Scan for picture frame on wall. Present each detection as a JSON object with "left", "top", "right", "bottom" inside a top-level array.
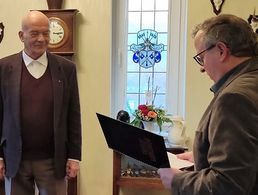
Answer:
[
  {"left": 247, "top": 12, "right": 258, "bottom": 34},
  {"left": 0, "top": 22, "right": 4, "bottom": 44},
  {"left": 210, "top": 0, "right": 225, "bottom": 15}
]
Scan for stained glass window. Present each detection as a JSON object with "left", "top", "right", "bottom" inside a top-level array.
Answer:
[
  {"left": 126, "top": 0, "right": 169, "bottom": 114},
  {"left": 112, "top": 0, "right": 187, "bottom": 117}
]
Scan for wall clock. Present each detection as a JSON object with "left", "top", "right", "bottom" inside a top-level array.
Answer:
[
  {"left": 49, "top": 17, "right": 69, "bottom": 48},
  {"left": 40, "top": 9, "right": 78, "bottom": 58}
]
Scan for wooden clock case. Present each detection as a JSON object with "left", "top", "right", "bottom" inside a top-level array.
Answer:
[{"left": 40, "top": 9, "right": 78, "bottom": 58}]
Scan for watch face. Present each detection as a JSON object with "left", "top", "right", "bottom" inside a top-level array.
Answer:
[{"left": 49, "top": 17, "right": 68, "bottom": 48}]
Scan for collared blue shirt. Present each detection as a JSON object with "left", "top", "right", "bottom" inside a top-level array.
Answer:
[{"left": 210, "top": 59, "right": 252, "bottom": 93}]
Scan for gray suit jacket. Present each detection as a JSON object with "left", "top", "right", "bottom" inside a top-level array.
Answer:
[
  {"left": 172, "top": 58, "right": 258, "bottom": 195},
  {"left": 0, "top": 52, "right": 81, "bottom": 178}
]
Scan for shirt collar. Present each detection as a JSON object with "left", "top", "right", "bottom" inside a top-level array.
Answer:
[
  {"left": 210, "top": 69, "right": 233, "bottom": 93},
  {"left": 22, "top": 51, "right": 48, "bottom": 67},
  {"left": 210, "top": 59, "right": 251, "bottom": 93}
]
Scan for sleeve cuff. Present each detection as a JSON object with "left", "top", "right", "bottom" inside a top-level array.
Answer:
[{"left": 68, "top": 158, "right": 80, "bottom": 163}]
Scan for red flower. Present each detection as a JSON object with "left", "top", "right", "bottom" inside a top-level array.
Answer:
[
  {"left": 141, "top": 109, "right": 149, "bottom": 116},
  {"left": 138, "top": 104, "right": 148, "bottom": 111},
  {"left": 138, "top": 105, "right": 149, "bottom": 116}
]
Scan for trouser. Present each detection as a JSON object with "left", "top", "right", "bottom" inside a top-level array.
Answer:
[{"left": 4, "top": 159, "right": 67, "bottom": 195}]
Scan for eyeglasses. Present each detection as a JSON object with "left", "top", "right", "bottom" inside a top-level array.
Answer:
[{"left": 193, "top": 45, "right": 215, "bottom": 66}]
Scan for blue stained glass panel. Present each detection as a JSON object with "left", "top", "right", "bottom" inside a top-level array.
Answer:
[
  {"left": 155, "top": 12, "right": 168, "bottom": 32},
  {"left": 128, "top": 0, "right": 141, "bottom": 11},
  {"left": 130, "top": 29, "right": 165, "bottom": 69},
  {"left": 128, "top": 12, "right": 141, "bottom": 33},
  {"left": 142, "top": 12, "right": 154, "bottom": 29},
  {"left": 142, "top": 0, "right": 154, "bottom": 11},
  {"left": 127, "top": 73, "right": 139, "bottom": 93}
]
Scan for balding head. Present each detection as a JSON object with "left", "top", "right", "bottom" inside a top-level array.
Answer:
[{"left": 21, "top": 11, "right": 49, "bottom": 31}]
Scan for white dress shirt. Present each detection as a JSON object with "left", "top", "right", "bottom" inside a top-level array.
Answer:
[{"left": 22, "top": 51, "right": 48, "bottom": 79}]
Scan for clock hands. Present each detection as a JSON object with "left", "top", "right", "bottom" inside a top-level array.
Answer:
[{"left": 53, "top": 32, "right": 64, "bottom": 35}]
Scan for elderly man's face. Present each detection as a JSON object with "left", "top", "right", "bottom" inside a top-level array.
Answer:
[{"left": 19, "top": 13, "right": 50, "bottom": 60}]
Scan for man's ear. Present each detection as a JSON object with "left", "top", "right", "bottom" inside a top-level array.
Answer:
[
  {"left": 215, "top": 41, "right": 230, "bottom": 64},
  {"left": 18, "top": 31, "right": 24, "bottom": 42},
  {"left": 216, "top": 42, "right": 229, "bottom": 56}
]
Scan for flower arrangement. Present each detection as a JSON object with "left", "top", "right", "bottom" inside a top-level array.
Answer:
[
  {"left": 131, "top": 104, "right": 172, "bottom": 131},
  {"left": 130, "top": 77, "right": 172, "bottom": 131}
]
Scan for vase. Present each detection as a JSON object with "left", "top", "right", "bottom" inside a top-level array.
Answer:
[
  {"left": 168, "top": 116, "right": 186, "bottom": 146},
  {"left": 142, "top": 121, "right": 159, "bottom": 133},
  {"left": 47, "top": 0, "right": 63, "bottom": 9}
]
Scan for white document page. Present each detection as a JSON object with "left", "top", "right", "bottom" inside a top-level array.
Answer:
[{"left": 167, "top": 152, "right": 194, "bottom": 169}]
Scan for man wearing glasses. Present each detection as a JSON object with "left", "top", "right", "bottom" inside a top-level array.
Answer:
[{"left": 158, "top": 14, "right": 258, "bottom": 195}]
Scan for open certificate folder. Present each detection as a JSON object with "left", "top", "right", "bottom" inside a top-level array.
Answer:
[
  {"left": 167, "top": 152, "right": 194, "bottom": 169},
  {"left": 96, "top": 113, "right": 194, "bottom": 169}
]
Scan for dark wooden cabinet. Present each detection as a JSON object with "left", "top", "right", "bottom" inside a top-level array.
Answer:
[
  {"left": 113, "top": 152, "right": 164, "bottom": 195},
  {"left": 113, "top": 147, "right": 187, "bottom": 195}
]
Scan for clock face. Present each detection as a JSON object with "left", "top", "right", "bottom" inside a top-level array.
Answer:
[{"left": 48, "top": 17, "right": 68, "bottom": 48}]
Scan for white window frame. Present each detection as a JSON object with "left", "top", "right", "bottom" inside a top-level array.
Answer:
[{"left": 111, "top": 0, "right": 188, "bottom": 118}]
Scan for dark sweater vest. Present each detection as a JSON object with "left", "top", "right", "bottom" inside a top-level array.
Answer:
[{"left": 21, "top": 62, "right": 54, "bottom": 160}]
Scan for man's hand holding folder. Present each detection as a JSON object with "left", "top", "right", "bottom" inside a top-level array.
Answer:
[{"left": 158, "top": 151, "right": 194, "bottom": 189}]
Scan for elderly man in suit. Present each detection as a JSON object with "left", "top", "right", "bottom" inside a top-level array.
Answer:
[{"left": 0, "top": 10, "right": 81, "bottom": 195}]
